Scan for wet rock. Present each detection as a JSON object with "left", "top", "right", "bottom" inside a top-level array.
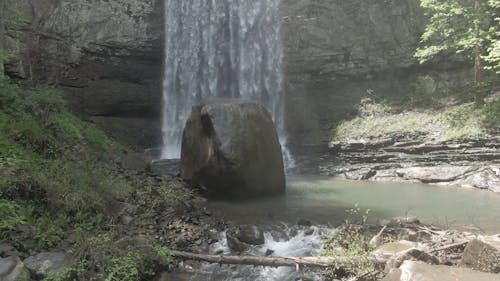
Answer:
[
  {"left": 304, "top": 228, "right": 315, "bottom": 236},
  {"left": 385, "top": 248, "right": 439, "bottom": 273},
  {"left": 265, "top": 249, "right": 274, "bottom": 256},
  {"left": 0, "top": 244, "right": 20, "bottom": 258},
  {"left": 180, "top": 102, "right": 285, "bottom": 199},
  {"left": 0, "top": 256, "right": 30, "bottom": 281},
  {"left": 297, "top": 219, "right": 312, "bottom": 227},
  {"left": 24, "top": 252, "right": 72, "bottom": 279},
  {"left": 460, "top": 238, "right": 500, "bottom": 273},
  {"left": 174, "top": 234, "right": 191, "bottom": 249},
  {"left": 226, "top": 233, "right": 248, "bottom": 252},
  {"left": 457, "top": 167, "right": 500, "bottom": 193},
  {"left": 236, "top": 225, "right": 265, "bottom": 245},
  {"left": 396, "top": 166, "right": 474, "bottom": 183},
  {"left": 344, "top": 168, "right": 376, "bottom": 180},
  {"left": 382, "top": 260, "right": 500, "bottom": 281},
  {"left": 226, "top": 225, "right": 265, "bottom": 252},
  {"left": 373, "top": 240, "right": 423, "bottom": 263}
]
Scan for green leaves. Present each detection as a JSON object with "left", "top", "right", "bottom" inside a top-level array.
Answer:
[{"left": 415, "top": 0, "right": 498, "bottom": 64}]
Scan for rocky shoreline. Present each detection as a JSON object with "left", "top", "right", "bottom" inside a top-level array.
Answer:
[{"left": 294, "top": 136, "right": 500, "bottom": 193}]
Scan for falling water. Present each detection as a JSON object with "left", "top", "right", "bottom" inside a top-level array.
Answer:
[{"left": 161, "top": 0, "right": 291, "bottom": 163}]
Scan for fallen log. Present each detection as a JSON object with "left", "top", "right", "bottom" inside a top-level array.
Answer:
[{"left": 171, "top": 250, "right": 346, "bottom": 268}]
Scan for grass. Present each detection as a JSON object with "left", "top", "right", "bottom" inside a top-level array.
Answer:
[
  {"left": 0, "top": 78, "right": 178, "bottom": 279},
  {"left": 333, "top": 98, "right": 500, "bottom": 142}
]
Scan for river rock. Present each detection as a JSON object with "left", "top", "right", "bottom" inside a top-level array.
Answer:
[
  {"left": 0, "top": 256, "right": 31, "bottom": 281},
  {"left": 233, "top": 225, "right": 265, "bottom": 245},
  {"left": 373, "top": 240, "right": 424, "bottom": 263},
  {"left": 24, "top": 252, "right": 72, "bottom": 279},
  {"left": 180, "top": 101, "right": 286, "bottom": 199},
  {"left": 382, "top": 260, "right": 500, "bottom": 281},
  {"left": 460, "top": 238, "right": 500, "bottom": 273},
  {"left": 385, "top": 248, "right": 439, "bottom": 273},
  {"left": 395, "top": 166, "right": 474, "bottom": 183}
]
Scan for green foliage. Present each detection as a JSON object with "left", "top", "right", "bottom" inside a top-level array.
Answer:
[
  {"left": 23, "top": 88, "right": 65, "bottom": 118},
  {"left": 31, "top": 159, "right": 132, "bottom": 215},
  {"left": 484, "top": 0, "right": 500, "bottom": 73},
  {"left": 322, "top": 206, "right": 379, "bottom": 280},
  {"left": 482, "top": 99, "right": 500, "bottom": 128},
  {"left": 407, "top": 75, "right": 438, "bottom": 107},
  {"left": 0, "top": 199, "right": 28, "bottom": 235},
  {"left": 42, "top": 267, "right": 77, "bottom": 281},
  {"left": 71, "top": 233, "right": 172, "bottom": 281},
  {"left": 33, "top": 216, "right": 66, "bottom": 249},
  {"left": 416, "top": 0, "right": 497, "bottom": 63},
  {"left": 334, "top": 100, "right": 428, "bottom": 141},
  {"left": 333, "top": 99, "right": 500, "bottom": 142},
  {"left": 0, "top": 79, "right": 22, "bottom": 113},
  {"left": 0, "top": 50, "right": 15, "bottom": 63}
]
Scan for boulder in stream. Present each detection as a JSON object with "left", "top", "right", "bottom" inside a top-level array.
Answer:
[{"left": 180, "top": 101, "right": 285, "bottom": 199}]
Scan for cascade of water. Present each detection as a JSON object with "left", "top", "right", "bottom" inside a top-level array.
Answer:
[{"left": 161, "top": 0, "right": 291, "bottom": 164}]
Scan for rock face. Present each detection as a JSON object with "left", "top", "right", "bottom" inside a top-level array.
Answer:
[
  {"left": 301, "top": 137, "right": 500, "bottom": 192},
  {"left": 180, "top": 102, "right": 286, "bottom": 199},
  {"left": 281, "top": 0, "right": 472, "bottom": 146},
  {"left": 4, "top": 0, "right": 471, "bottom": 149},
  {"left": 5, "top": 0, "right": 164, "bottom": 148}
]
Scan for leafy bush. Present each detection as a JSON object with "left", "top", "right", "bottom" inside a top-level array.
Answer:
[
  {"left": 71, "top": 233, "right": 172, "bottom": 281},
  {"left": 0, "top": 199, "right": 29, "bottom": 236},
  {"left": 0, "top": 79, "right": 22, "bottom": 114},
  {"left": 321, "top": 206, "right": 380, "bottom": 280},
  {"left": 406, "top": 75, "right": 438, "bottom": 107},
  {"left": 34, "top": 216, "right": 66, "bottom": 249},
  {"left": 481, "top": 100, "right": 500, "bottom": 130}
]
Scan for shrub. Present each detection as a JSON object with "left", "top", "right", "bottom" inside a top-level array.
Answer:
[
  {"left": 34, "top": 216, "right": 66, "bottom": 249},
  {"left": 0, "top": 199, "right": 29, "bottom": 236},
  {"left": 71, "top": 233, "right": 172, "bottom": 281},
  {"left": 321, "top": 206, "right": 380, "bottom": 280},
  {"left": 0, "top": 79, "right": 22, "bottom": 114}
]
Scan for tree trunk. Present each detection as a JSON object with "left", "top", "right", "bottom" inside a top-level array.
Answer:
[
  {"left": 171, "top": 250, "right": 356, "bottom": 268},
  {"left": 0, "top": 0, "right": 5, "bottom": 79}
]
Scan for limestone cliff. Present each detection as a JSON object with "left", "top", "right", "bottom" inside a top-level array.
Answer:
[
  {"left": 281, "top": 0, "right": 472, "bottom": 147},
  {"left": 4, "top": 0, "right": 472, "bottom": 149},
  {"left": 5, "top": 0, "right": 164, "bottom": 148}
]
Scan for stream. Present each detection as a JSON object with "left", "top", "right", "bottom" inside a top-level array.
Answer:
[{"left": 165, "top": 177, "right": 500, "bottom": 281}]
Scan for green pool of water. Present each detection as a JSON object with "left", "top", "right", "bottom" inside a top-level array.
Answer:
[{"left": 207, "top": 177, "right": 500, "bottom": 233}]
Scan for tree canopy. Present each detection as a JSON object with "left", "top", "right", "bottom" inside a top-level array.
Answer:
[{"left": 415, "top": 0, "right": 500, "bottom": 100}]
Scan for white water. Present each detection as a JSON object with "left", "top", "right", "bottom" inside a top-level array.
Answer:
[
  {"left": 161, "top": 0, "right": 290, "bottom": 162},
  {"left": 193, "top": 226, "right": 334, "bottom": 281}
]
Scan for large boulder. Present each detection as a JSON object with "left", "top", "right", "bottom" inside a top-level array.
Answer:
[
  {"left": 180, "top": 101, "right": 286, "bottom": 199},
  {"left": 460, "top": 238, "right": 500, "bottom": 273},
  {"left": 382, "top": 261, "right": 500, "bottom": 281}
]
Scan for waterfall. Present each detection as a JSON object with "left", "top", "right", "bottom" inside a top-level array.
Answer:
[{"left": 161, "top": 0, "right": 289, "bottom": 161}]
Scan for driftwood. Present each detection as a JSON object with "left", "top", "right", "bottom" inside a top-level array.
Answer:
[
  {"left": 171, "top": 250, "right": 346, "bottom": 268},
  {"left": 428, "top": 240, "right": 469, "bottom": 253}
]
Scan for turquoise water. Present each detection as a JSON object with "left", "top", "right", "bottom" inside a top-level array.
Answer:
[{"left": 208, "top": 177, "right": 500, "bottom": 233}]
